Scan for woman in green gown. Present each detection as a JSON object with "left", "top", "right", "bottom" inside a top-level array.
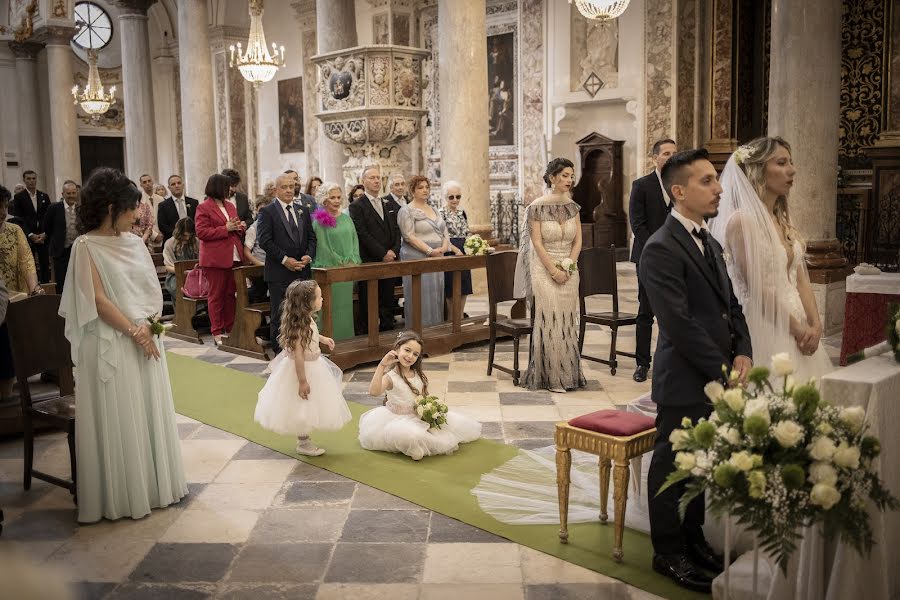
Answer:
[{"left": 312, "top": 182, "right": 361, "bottom": 340}]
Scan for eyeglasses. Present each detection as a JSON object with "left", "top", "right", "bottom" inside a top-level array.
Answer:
[{"left": 447, "top": 195, "right": 462, "bottom": 200}]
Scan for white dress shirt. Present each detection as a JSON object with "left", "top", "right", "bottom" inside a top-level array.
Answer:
[
  {"left": 655, "top": 169, "right": 671, "bottom": 207},
  {"left": 172, "top": 196, "right": 188, "bottom": 219},
  {"left": 367, "top": 193, "right": 384, "bottom": 219},
  {"left": 670, "top": 206, "right": 708, "bottom": 255}
]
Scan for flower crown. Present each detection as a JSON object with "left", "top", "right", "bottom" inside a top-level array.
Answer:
[{"left": 733, "top": 145, "right": 753, "bottom": 165}]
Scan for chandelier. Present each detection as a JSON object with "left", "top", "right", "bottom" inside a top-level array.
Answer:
[
  {"left": 569, "top": 0, "right": 631, "bottom": 21},
  {"left": 71, "top": 49, "right": 115, "bottom": 121},
  {"left": 229, "top": 0, "right": 285, "bottom": 86}
]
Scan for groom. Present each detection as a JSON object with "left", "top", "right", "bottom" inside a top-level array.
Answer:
[{"left": 640, "top": 148, "right": 752, "bottom": 592}]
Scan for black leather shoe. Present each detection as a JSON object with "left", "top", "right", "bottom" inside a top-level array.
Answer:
[
  {"left": 632, "top": 365, "right": 649, "bottom": 382},
  {"left": 652, "top": 554, "right": 713, "bottom": 593},
  {"left": 687, "top": 538, "right": 725, "bottom": 574}
]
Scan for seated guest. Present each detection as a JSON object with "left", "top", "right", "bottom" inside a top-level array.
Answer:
[
  {"left": 398, "top": 175, "right": 450, "bottom": 328},
  {"left": 130, "top": 179, "right": 156, "bottom": 249},
  {"left": 42, "top": 180, "right": 80, "bottom": 295},
  {"left": 243, "top": 195, "right": 273, "bottom": 304},
  {"left": 438, "top": 180, "right": 473, "bottom": 319},
  {"left": 222, "top": 168, "right": 254, "bottom": 228},
  {"left": 157, "top": 174, "right": 199, "bottom": 243},
  {"left": 161, "top": 217, "right": 199, "bottom": 298},
  {"left": 312, "top": 182, "right": 360, "bottom": 340},
  {"left": 305, "top": 176, "right": 323, "bottom": 198}
]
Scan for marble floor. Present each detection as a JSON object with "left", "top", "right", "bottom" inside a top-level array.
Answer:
[{"left": 0, "top": 263, "right": 842, "bottom": 599}]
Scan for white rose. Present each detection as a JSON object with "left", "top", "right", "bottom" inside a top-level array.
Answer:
[
  {"left": 808, "top": 461, "right": 838, "bottom": 486},
  {"left": 416, "top": 405, "right": 425, "bottom": 417},
  {"left": 744, "top": 398, "right": 772, "bottom": 425},
  {"left": 560, "top": 258, "right": 573, "bottom": 270},
  {"left": 772, "top": 420, "right": 805, "bottom": 448},
  {"left": 839, "top": 406, "right": 866, "bottom": 434},
  {"left": 817, "top": 422, "right": 833, "bottom": 435},
  {"left": 808, "top": 436, "right": 837, "bottom": 462},
  {"left": 669, "top": 429, "right": 690, "bottom": 451},
  {"left": 809, "top": 483, "right": 841, "bottom": 510},
  {"left": 717, "top": 425, "right": 741, "bottom": 445},
  {"left": 723, "top": 388, "right": 746, "bottom": 412},
  {"left": 692, "top": 450, "right": 712, "bottom": 476},
  {"left": 772, "top": 352, "right": 795, "bottom": 376},
  {"left": 833, "top": 442, "right": 861, "bottom": 469},
  {"left": 728, "top": 451, "right": 754, "bottom": 472},
  {"left": 704, "top": 381, "right": 726, "bottom": 403},
  {"left": 426, "top": 402, "right": 434, "bottom": 411},
  {"left": 675, "top": 451, "right": 696, "bottom": 471},
  {"left": 784, "top": 375, "right": 796, "bottom": 394}
]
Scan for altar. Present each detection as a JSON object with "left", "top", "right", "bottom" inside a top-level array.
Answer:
[{"left": 839, "top": 273, "right": 900, "bottom": 365}]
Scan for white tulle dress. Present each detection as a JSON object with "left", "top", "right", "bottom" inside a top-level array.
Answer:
[
  {"left": 358, "top": 370, "right": 482, "bottom": 460},
  {"left": 254, "top": 320, "right": 352, "bottom": 436}
]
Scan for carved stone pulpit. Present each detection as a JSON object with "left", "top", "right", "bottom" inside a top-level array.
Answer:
[{"left": 571, "top": 132, "right": 627, "bottom": 255}]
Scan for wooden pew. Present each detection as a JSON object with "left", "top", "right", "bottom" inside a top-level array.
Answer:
[
  {"left": 218, "top": 265, "right": 271, "bottom": 360},
  {"left": 166, "top": 260, "right": 206, "bottom": 344}
]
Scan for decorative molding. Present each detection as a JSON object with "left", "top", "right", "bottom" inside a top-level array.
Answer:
[
  {"left": 291, "top": 0, "right": 317, "bottom": 31},
  {"left": 115, "top": 0, "right": 156, "bottom": 16},
  {"left": 207, "top": 25, "right": 250, "bottom": 53},
  {"left": 7, "top": 40, "right": 43, "bottom": 59},
  {"left": 52, "top": 0, "right": 69, "bottom": 18},
  {"left": 37, "top": 24, "right": 77, "bottom": 45}
]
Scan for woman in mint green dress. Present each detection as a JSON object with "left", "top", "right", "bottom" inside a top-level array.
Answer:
[
  {"left": 59, "top": 168, "right": 188, "bottom": 523},
  {"left": 312, "top": 182, "right": 361, "bottom": 340}
]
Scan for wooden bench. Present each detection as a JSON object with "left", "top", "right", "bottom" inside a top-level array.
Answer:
[
  {"left": 219, "top": 265, "right": 271, "bottom": 360},
  {"left": 165, "top": 260, "right": 207, "bottom": 344}
]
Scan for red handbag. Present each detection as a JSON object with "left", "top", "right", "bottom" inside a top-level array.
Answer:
[{"left": 182, "top": 268, "right": 210, "bottom": 299}]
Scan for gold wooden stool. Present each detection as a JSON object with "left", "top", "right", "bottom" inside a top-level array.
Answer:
[{"left": 555, "top": 409, "right": 657, "bottom": 562}]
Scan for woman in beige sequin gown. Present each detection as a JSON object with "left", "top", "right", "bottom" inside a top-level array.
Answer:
[{"left": 522, "top": 159, "right": 586, "bottom": 392}]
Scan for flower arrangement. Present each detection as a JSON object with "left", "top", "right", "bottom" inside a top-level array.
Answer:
[
  {"left": 660, "top": 353, "right": 898, "bottom": 574},
  {"left": 415, "top": 394, "right": 449, "bottom": 430},
  {"left": 312, "top": 207, "right": 337, "bottom": 228},
  {"left": 147, "top": 314, "right": 165, "bottom": 338},
  {"left": 733, "top": 145, "right": 753, "bottom": 165},
  {"left": 463, "top": 234, "right": 490, "bottom": 256},
  {"left": 555, "top": 258, "right": 577, "bottom": 274},
  {"left": 847, "top": 303, "right": 900, "bottom": 364}
]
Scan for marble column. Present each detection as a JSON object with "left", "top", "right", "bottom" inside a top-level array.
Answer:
[
  {"left": 705, "top": 0, "right": 738, "bottom": 163},
  {"left": 117, "top": 0, "right": 158, "bottom": 180},
  {"left": 8, "top": 42, "right": 45, "bottom": 178},
  {"left": 152, "top": 47, "right": 179, "bottom": 183},
  {"left": 293, "top": 0, "right": 320, "bottom": 178},
  {"left": 438, "top": 0, "right": 491, "bottom": 235},
  {"left": 316, "top": 0, "right": 357, "bottom": 183},
  {"left": 45, "top": 28, "right": 81, "bottom": 198},
  {"left": 177, "top": 0, "right": 217, "bottom": 196},
  {"left": 768, "top": 0, "right": 848, "bottom": 333}
]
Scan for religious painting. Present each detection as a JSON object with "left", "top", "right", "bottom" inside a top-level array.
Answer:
[
  {"left": 487, "top": 32, "right": 515, "bottom": 147},
  {"left": 373, "top": 13, "right": 389, "bottom": 44},
  {"left": 392, "top": 12, "right": 411, "bottom": 46},
  {"left": 278, "top": 76, "right": 304, "bottom": 154}
]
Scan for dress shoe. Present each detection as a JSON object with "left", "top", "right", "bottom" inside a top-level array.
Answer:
[
  {"left": 652, "top": 554, "right": 713, "bottom": 593},
  {"left": 687, "top": 538, "right": 725, "bottom": 573},
  {"left": 632, "top": 365, "right": 649, "bottom": 382}
]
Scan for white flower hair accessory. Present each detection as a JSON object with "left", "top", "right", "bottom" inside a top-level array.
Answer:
[{"left": 733, "top": 145, "right": 753, "bottom": 165}]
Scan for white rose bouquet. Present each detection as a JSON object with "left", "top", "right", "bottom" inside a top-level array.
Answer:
[
  {"left": 660, "top": 354, "right": 898, "bottom": 574},
  {"left": 415, "top": 394, "right": 449, "bottom": 430},
  {"left": 463, "top": 234, "right": 490, "bottom": 256},
  {"left": 847, "top": 303, "right": 899, "bottom": 364},
  {"left": 555, "top": 257, "right": 578, "bottom": 274}
]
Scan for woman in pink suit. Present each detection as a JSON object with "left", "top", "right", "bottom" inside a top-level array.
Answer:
[{"left": 195, "top": 174, "right": 245, "bottom": 344}]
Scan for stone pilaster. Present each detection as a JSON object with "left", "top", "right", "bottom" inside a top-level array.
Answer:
[
  {"left": 8, "top": 41, "right": 45, "bottom": 178},
  {"left": 117, "top": 0, "right": 158, "bottom": 179},
  {"left": 292, "top": 0, "right": 320, "bottom": 178}
]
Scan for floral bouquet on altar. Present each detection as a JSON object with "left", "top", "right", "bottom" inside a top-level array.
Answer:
[
  {"left": 415, "top": 395, "right": 449, "bottom": 430},
  {"left": 463, "top": 234, "right": 490, "bottom": 256},
  {"left": 659, "top": 353, "right": 899, "bottom": 574},
  {"left": 847, "top": 303, "right": 900, "bottom": 364}
]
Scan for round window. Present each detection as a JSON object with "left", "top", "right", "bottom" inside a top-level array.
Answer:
[{"left": 73, "top": 2, "right": 113, "bottom": 50}]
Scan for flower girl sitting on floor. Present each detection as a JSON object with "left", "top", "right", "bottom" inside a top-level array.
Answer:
[
  {"left": 358, "top": 331, "right": 482, "bottom": 460},
  {"left": 255, "top": 280, "right": 352, "bottom": 456}
]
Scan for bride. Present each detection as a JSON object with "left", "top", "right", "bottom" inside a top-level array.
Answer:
[{"left": 708, "top": 136, "right": 833, "bottom": 383}]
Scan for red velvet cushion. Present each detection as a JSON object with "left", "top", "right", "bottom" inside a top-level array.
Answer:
[{"left": 568, "top": 409, "right": 655, "bottom": 436}]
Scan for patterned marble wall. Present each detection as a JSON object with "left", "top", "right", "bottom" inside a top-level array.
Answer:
[
  {"left": 675, "top": 0, "right": 697, "bottom": 148},
  {"left": 644, "top": 0, "right": 676, "bottom": 170},
  {"left": 520, "top": 0, "right": 545, "bottom": 204}
]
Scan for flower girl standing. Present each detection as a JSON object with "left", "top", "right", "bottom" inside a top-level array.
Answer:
[
  {"left": 255, "top": 280, "right": 352, "bottom": 456},
  {"left": 358, "top": 331, "right": 481, "bottom": 460}
]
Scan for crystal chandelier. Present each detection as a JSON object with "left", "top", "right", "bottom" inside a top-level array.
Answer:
[
  {"left": 229, "top": 0, "right": 285, "bottom": 86},
  {"left": 71, "top": 49, "right": 115, "bottom": 122},
  {"left": 569, "top": 0, "right": 631, "bottom": 21}
]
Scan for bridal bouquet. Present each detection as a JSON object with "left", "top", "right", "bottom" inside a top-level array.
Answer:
[
  {"left": 555, "top": 258, "right": 577, "bottom": 274},
  {"left": 847, "top": 303, "right": 900, "bottom": 364},
  {"left": 660, "top": 353, "right": 898, "bottom": 574},
  {"left": 415, "top": 395, "right": 449, "bottom": 430},
  {"left": 463, "top": 234, "right": 490, "bottom": 256}
]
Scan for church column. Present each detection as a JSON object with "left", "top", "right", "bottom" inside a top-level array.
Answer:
[
  {"left": 209, "top": 26, "right": 253, "bottom": 191},
  {"left": 176, "top": 0, "right": 217, "bottom": 196},
  {"left": 45, "top": 27, "right": 81, "bottom": 197},
  {"left": 293, "top": 0, "right": 320, "bottom": 178},
  {"left": 117, "top": 0, "right": 158, "bottom": 180},
  {"left": 152, "top": 45, "right": 179, "bottom": 183},
  {"left": 8, "top": 41, "right": 45, "bottom": 178},
  {"left": 768, "top": 0, "right": 848, "bottom": 334},
  {"left": 315, "top": 0, "right": 357, "bottom": 183},
  {"left": 438, "top": 0, "right": 491, "bottom": 235}
]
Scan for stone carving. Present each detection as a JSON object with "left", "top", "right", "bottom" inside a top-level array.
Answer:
[
  {"left": 9, "top": 0, "right": 38, "bottom": 42},
  {"left": 319, "top": 55, "right": 366, "bottom": 110},
  {"left": 369, "top": 56, "right": 390, "bottom": 104},
  {"left": 570, "top": 6, "right": 618, "bottom": 92},
  {"left": 393, "top": 56, "right": 420, "bottom": 107},
  {"left": 53, "top": 0, "right": 67, "bottom": 18}
]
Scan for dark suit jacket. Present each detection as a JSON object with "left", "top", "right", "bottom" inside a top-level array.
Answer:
[
  {"left": 256, "top": 201, "right": 317, "bottom": 284},
  {"left": 348, "top": 194, "right": 401, "bottom": 263},
  {"left": 639, "top": 215, "right": 752, "bottom": 408},
  {"left": 233, "top": 192, "right": 254, "bottom": 226},
  {"left": 628, "top": 172, "right": 670, "bottom": 263},
  {"left": 11, "top": 189, "right": 51, "bottom": 239},
  {"left": 294, "top": 193, "right": 318, "bottom": 213},
  {"left": 157, "top": 196, "right": 199, "bottom": 242},
  {"left": 42, "top": 201, "right": 75, "bottom": 258},
  {"left": 195, "top": 198, "right": 245, "bottom": 269}
]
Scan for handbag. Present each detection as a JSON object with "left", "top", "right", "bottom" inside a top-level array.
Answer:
[{"left": 182, "top": 267, "right": 210, "bottom": 299}]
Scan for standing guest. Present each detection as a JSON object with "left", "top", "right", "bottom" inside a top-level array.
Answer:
[
  {"left": 58, "top": 167, "right": 188, "bottom": 523},
  {"left": 348, "top": 184, "right": 365, "bottom": 208},
  {"left": 257, "top": 173, "right": 317, "bottom": 354},
  {"left": 12, "top": 183, "right": 25, "bottom": 197},
  {"left": 138, "top": 174, "right": 164, "bottom": 247},
  {"left": 161, "top": 217, "right": 199, "bottom": 298},
  {"left": 243, "top": 195, "right": 273, "bottom": 304},
  {"left": 130, "top": 179, "right": 156, "bottom": 249},
  {"left": 311, "top": 182, "right": 361, "bottom": 340},
  {"left": 305, "top": 176, "right": 323, "bottom": 198},
  {"left": 348, "top": 165, "right": 401, "bottom": 333},
  {"left": 195, "top": 174, "right": 245, "bottom": 345},
  {"left": 11, "top": 170, "right": 51, "bottom": 283},
  {"left": 283, "top": 169, "right": 317, "bottom": 212},
  {"left": 157, "top": 174, "right": 199, "bottom": 243},
  {"left": 42, "top": 180, "right": 80, "bottom": 294},
  {"left": 438, "top": 180, "right": 473, "bottom": 318},
  {"left": 260, "top": 181, "right": 277, "bottom": 207},
  {"left": 153, "top": 183, "right": 168, "bottom": 199},
  {"left": 629, "top": 138, "right": 677, "bottom": 382},
  {"left": 221, "top": 168, "right": 254, "bottom": 228},
  {"left": 398, "top": 175, "right": 450, "bottom": 328},
  {"left": 384, "top": 173, "right": 408, "bottom": 207}
]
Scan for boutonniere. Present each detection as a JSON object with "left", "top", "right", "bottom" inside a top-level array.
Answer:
[{"left": 147, "top": 313, "right": 165, "bottom": 337}]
